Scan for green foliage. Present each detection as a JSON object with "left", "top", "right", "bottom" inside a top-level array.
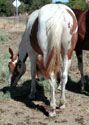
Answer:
[
  {"left": 0, "top": 0, "right": 14, "bottom": 16},
  {"left": 68, "top": 0, "right": 89, "bottom": 10},
  {"left": 0, "top": 29, "right": 10, "bottom": 44},
  {"left": 20, "top": 0, "right": 32, "bottom": 5},
  {"left": 0, "top": 0, "right": 26, "bottom": 16},
  {"left": 25, "top": 0, "right": 51, "bottom": 14},
  {"left": 0, "top": 0, "right": 89, "bottom": 16},
  {"left": 54, "top": 0, "right": 89, "bottom": 10},
  {"left": 18, "top": 2, "right": 26, "bottom": 14},
  {"left": 0, "top": 52, "right": 9, "bottom": 84},
  {"left": 0, "top": 0, "right": 51, "bottom": 16}
]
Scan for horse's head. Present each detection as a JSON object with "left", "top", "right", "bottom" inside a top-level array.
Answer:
[{"left": 8, "top": 48, "right": 26, "bottom": 87}]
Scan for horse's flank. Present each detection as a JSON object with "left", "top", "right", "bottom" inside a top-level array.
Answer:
[{"left": 30, "top": 18, "right": 43, "bottom": 55}]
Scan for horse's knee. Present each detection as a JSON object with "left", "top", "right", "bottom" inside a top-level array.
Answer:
[{"left": 61, "top": 72, "right": 68, "bottom": 84}]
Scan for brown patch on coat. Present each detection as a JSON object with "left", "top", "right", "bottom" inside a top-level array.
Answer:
[
  {"left": 30, "top": 17, "right": 60, "bottom": 79},
  {"left": 36, "top": 47, "right": 60, "bottom": 79},
  {"left": 67, "top": 9, "right": 78, "bottom": 59},
  {"left": 67, "top": 9, "right": 77, "bottom": 35},
  {"left": 36, "top": 55, "right": 45, "bottom": 77},
  {"left": 30, "top": 18, "right": 43, "bottom": 55},
  {"left": 73, "top": 9, "right": 87, "bottom": 41},
  {"left": 8, "top": 59, "right": 16, "bottom": 73},
  {"left": 68, "top": 22, "right": 71, "bottom": 28},
  {"left": 8, "top": 47, "right": 18, "bottom": 74},
  {"left": 45, "top": 47, "right": 60, "bottom": 79}
]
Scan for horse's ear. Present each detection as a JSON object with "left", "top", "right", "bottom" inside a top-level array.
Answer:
[
  {"left": 9, "top": 48, "right": 14, "bottom": 58},
  {"left": 15, "top": 53, "right": 19, "bottom": 60}
]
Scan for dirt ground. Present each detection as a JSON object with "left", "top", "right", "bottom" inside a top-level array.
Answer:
[{"left": 0, "top": 19, "right": 89, "bottom": 125}]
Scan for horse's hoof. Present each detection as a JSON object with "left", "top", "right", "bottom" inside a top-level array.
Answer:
[
  {"left": 80, "top": 78, "right": 86, "bottom": 91},
  {"left": 59, "top": 99, "right": 66, "bottom": 109},
  {"left": 57, "top": 84, "right": 61, "bottom": 91},
  {"left": 80, "top": 86, "right": 85, "bottom": 92},
  {"left": 57, "top": 86, "right": 61, "bottom": 92},
  {"left": 59, "top": 104, "right": 65, "bottom": 109},
  {"left": 49, "top": 110, "right": 56, "bottom": 117},
  {"left": 28, "top": 94, "right": 35, "bottom": 100}
]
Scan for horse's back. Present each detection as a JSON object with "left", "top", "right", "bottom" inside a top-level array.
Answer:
[
  {"left": 26, "top": 9, "right": 39, "bottom": 34},
  {"left": 37, "top": 4, "right": 77, "bottom": 51},
  {"left": 38, "top": 4, "right": 75, "bottom": 25}
]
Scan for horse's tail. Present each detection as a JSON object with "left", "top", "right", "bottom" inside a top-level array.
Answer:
[{"left": 45, "top": 21, "right": 63, "bottom": 79}]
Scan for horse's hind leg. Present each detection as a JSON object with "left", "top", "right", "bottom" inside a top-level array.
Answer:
[
  {"left": 75, "top": 50, "right": 86, "bottom": 91},
  {"left": 49, "top": 72, "right": 56, "bottom": 117},
  {"left": 59, "top": 54, "right": 71, "bottom": 109}
]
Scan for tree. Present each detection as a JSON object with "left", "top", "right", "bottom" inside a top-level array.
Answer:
[
  {"left": 21, "top": 0, "right": 51, "bottom": 14},
  {"left": 0, "top": 0, "right": 89, "bottom": 16},
  {"left": 0, "top": 0, "right": 26, "bottom": 16},
  {"left": 68, "top": 0, "right": 88, "bottom": 9}
]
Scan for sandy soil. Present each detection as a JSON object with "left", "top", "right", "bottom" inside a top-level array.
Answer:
[{"left": 0, "top": 19, "right": 89, "bottom": 125}]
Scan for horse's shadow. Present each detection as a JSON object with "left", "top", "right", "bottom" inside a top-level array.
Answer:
[
  {"left": 0, "top": 80, "right": 49, "bottom": 116},
  {"left": 1, "top": 76, "right": 89, "bottom": 116},
  {"left": 66, "top": 75, "right": 89, "bottom": 96},
  {"left": 57, "top": 75, "right": 89, "bottom": 96}
]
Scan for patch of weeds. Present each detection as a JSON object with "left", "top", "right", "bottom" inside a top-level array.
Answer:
[
  {"left": 37, "top": 80, "right": 50, "bottom": 95},
  {"left": 37, "top": 79, "right": 58, "bottom": 96},
  {"left": 72, "top": 51, "right": 77, "bottom": 61},
  {"left": 0, "top": 29, "right": 10, "bottom": 44},
  {"left": 0, "top": 52, "right": 9, "bottom": 84}
]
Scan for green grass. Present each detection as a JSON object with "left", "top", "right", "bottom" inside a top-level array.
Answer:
[
  {"left": 0, "top": 29, "right": 10, "bottom": 44},
  {"left": 0, "top": 52, "right": 10, "bottom": 99},
  {"left": 0, "top": 51, "right": 77, "bottom": 99},
  {"left": 0, "top": 50, "right": 89, "bottom": 100},
  {"left": 0, "top": 52, "right": 9, "bottom": 84},
  {"left": 72, "top": 51, "right": 77, "bottom": 61}
]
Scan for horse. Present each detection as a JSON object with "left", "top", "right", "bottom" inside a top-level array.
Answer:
[
  {"left": 8, "top": 4, "right": 78, "bottom": 117},
  {"left": 72, "top": 9, "right": 89, "bottom": 90}
]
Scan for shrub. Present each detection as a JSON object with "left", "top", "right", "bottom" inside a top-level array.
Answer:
[
  {"left": 0, "top": 53, "right": 9, "bottom": 84},
  {"left": 0, "top": 30, "right": 10, "bottom": 44}
]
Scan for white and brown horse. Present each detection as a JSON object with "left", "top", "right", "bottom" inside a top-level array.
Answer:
[{"left": 8, "top": 4, "right": 78, "bottom": 117}]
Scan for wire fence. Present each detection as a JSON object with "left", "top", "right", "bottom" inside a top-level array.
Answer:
[{"left": 0, "top": 15, "right": 28, "bottom": 24}]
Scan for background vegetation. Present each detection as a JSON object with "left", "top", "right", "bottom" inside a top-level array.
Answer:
[
  {"left": 0, "top": 30, "right": 10, "bottom": 84},
  {"left": 0, "top": 0, "right": 88, "bottom": 16},
  {"left": 0, "top": 29, "right": 10, "bottom": 43}
]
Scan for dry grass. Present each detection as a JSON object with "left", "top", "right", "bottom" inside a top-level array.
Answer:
[
  {"left": 0, "top": 52, "right": 9, "bottom": 85},
  {"left": 0, "top": 29, "right": 10, "bottom": 44},
  {"left": 0, "top": 19, "right": 26, "bottom": 33}
]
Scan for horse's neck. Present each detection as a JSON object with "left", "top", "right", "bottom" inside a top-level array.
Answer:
[{"left": 18, "top": 32, "right": 27, "bottom": 62}]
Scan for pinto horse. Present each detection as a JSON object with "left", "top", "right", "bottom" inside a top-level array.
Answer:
[
  {"left": 8, "top": 4, "right": 78, "bottom": 117},
  {"left": 72, "top": 9, "right": 89, "bottom": 90}
]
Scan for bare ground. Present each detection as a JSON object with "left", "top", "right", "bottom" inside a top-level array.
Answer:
[{"left": 0, "top": 19, "right": 89, "bottom": 125}]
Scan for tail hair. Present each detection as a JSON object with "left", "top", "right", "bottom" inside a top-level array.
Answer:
[{"left": 45, "top": 21, "right": 62, "bottom": 79}]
